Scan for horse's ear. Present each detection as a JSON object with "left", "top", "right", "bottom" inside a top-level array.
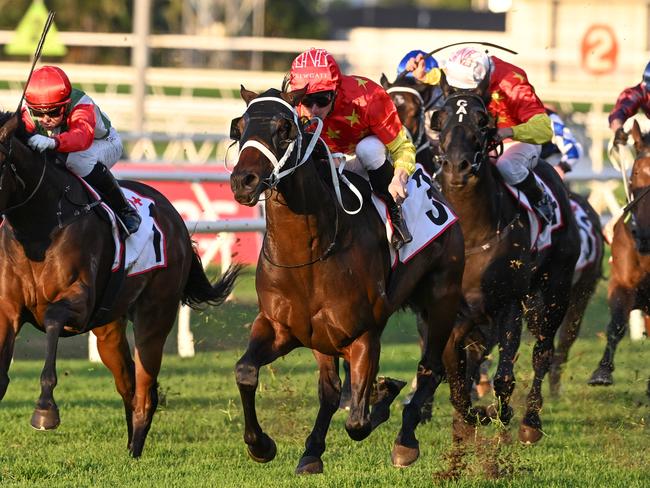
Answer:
[
  {"left": 240, "top": 85, "right": 258, "bottom": 105},
  {"left": 0, "top": 113, "right": 18, "bottom": 144},
  {"left": 282, "top": 86, "right": 308, "bottom": 107},
  {"left": 631, "top": 119, "right": 643, "bottom": 148},
  {"left": 380, "top": 73, "right": 390, "bottom": 89},
  {"left": 440, "top": 71, "right": 452, "bottom": 98},
  {"left": 475, "top": 71, "right": 490, "bottom": 100}
]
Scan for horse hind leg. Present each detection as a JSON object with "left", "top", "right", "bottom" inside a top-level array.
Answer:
[
  {"left": 589, "top": 286, "right": 634, "bottom": 386},
  {"left": 0, "top": 312, "right": 20, "bottom": 401},
  {"left": 92, "top": 320, "right": 135, "bottom": 449},
  {"left": 296, "top": 351, "right": 341, "bottom": 475}
]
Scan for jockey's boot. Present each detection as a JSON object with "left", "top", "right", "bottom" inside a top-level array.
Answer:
[
  {"left": 84, "top": 163, "right": 142, "bottom": 235},
  {"left": 368, "top": 160, "right": 412, "bottom": 250},
  {"left": 515, "top": 171, "right": 555, "bottom": 226}
]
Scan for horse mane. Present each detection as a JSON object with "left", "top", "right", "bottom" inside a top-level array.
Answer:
[{"left": 0, "top": 110, "right": 31, "bottom": 143}]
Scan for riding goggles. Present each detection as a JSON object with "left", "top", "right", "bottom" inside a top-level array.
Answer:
[
  {"left": 29, "top": 106, "right": 65, "bottom": 118},
  {"left": 302, "top": 91, "right": 335, "bottom": 108}
]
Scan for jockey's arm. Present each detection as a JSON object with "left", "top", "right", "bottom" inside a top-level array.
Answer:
[
  {"left": 511, "top": 113, "right": 553, "bottom": 145},
  {"left": 54, "top": 104, "right": 96, "bottom": 153},
  {"left": 386, "top": 127, "right": 416, "bottom": 176}
]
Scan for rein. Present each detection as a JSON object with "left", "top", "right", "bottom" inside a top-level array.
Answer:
[{"left": 0, "top": 141, "right": 48, "bottom": 215}]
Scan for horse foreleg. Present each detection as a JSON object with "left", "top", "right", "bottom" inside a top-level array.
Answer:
[
  {"left": 236, "top": 314, "right": 298, "bottom": 464},
  {"left": 296, "top": 351, "right": 340, "bottom": 475},
  {"left": 93, "top": 320, "right": 135, "bottom": 449},
  {"left": 589, "top": 286, "right": 635, "bottom": 386},
  {"left": 488, "top": 302, "right": 523, "bottom": 426},
  {"left": 32, "top": 302, "right": 73, "bottom": 430},
  {"left": 345, "top": 332, "right": 381, "bottom": 442}
]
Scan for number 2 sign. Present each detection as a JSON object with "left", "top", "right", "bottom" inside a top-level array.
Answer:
[{"left": 581, "top": 25, "right": 618, "bottom": 75}]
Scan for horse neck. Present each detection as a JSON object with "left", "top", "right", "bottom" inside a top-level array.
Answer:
[
  {"left": 264, "top": 158, "right": 339, "bottom": 256},
  {"left": 3, "top": 143, "right": 75, "bottom": 238}
]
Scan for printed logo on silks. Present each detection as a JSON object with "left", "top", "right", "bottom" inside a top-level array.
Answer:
[
  {"left": 292, "top": 49, "right": 331, "bottom": 69},
  {"left": 372, "top": 163, "right": 458, "bottom": 266}
]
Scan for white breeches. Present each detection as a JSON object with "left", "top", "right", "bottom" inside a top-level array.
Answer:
[
  {"left": 339, "top": 136, "right": 387, "bottom": 178},
  {"left": 493, "top": 141, "right": 541, "bottom": 185},
  {"left": 65, "top": 127, "right": 123, "bottom": 177}
]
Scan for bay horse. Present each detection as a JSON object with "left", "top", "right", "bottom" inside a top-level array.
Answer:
[
  {"left": 383, "top": 74, "right": 603, "bottom": 401},
  {"left": 433, "top": 74, "right": 581, "bottom": 443},
  {"left": 229, "top": 86, "right": 465, "bottom": 472},
  {"left": 589, "top": 119, "right": 650, "bottom": 396},
  {"left": 0, "top": 112, "right": 241, "bottom": 457}
]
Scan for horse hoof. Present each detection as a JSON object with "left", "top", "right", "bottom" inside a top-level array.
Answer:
[
  {"left": 452, "top": 413, "right": 478, "bottom": 443},
  {"left": 519, "top": 423, "right": 544, "bottom": 444},
  {"left": 588, "top": 367, "right": 613, "bottom": 386},
  {"left": 295, "top": 456, "right": 323, "bottom": 474},
  {"left": 30, "top": 407, "right": 60, "bottom": 431},
  {"left": 345, "top": 419, "right": 372, "bottom": 441},
  {"left": 246, "top": 434, "right": 277, "bottom": 463},
  {"left": 486, "top": 403, "right": 513, "bottom": 425},
  {"left": 391, "top": 442, "right": 420, "bottom": 467}
]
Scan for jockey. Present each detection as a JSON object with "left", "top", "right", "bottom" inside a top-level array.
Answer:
[
  {"left": 21, "top": 65, "right": 141, "bottom": 235},
  {"left": 396, "top": 50, "right": 445, "bottom": 153},
  {"left": 541, "top": 104, "right": 583, "bottom": 179},
  {"left": 288, "top": 48, "right": 415, "bottom": 249},
  {"left": 407, "top": 47, "right": 555, "bottom": 226},
  {"left": 608, "top": 60, "right": 650, "bottom": 145}
]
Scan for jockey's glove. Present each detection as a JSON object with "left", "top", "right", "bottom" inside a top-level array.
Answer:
[
  {"left": 28, "top": 134, "right": 57, "bottom": 152},
  {"left": 614, "top": 127, "right": 628, "bottom": 146}
]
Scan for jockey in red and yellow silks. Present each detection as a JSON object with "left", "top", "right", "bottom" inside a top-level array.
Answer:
[
  {"left": 409, "top": 47, "right": 555, "bottom": 226},
  {"left": 289, "top": 48, "right": 415, "bottom": 249},
  {"left": 21, "top": 65, "right": 141, "bottom": 235}
]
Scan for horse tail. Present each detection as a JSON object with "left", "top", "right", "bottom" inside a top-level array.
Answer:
[{"left": 182, "top": 250, "right": 243, "bottom": 309}]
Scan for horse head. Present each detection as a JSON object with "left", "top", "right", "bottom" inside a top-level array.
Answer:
[
  {"left": 435, "top": 72, "right": 495, "bottom": 188},
  {"left": 381, "top": 74, "right": 431, "bottom": 147},
  {"left": 629, "top": 119, "right": 650, "bottom": 254},
  {"left": 229, "top": 85, "right": 309, "bottom": 206}
]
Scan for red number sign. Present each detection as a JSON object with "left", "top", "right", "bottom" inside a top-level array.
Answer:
[{"left": 581, "top": 24, "right": 618, "bottom": 75}]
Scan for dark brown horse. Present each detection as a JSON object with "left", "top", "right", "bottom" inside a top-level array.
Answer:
[
  {"left": 548, "top": 191, "right": 603, "bottom": 395},
  {"left": 433, "top": 76, "right": 581, "bottom": 443},
  {"left": 0, "top": 112, "right": 241, "bottom": 457},
  {"left": 229, "top": 87, "right": 465, "bottom": 472},
  {"left": 383, "top": 74, "right": 603, "bottom": 402},
  {"left": 589, "top": 119, "right": 650, "bottom": 396}
]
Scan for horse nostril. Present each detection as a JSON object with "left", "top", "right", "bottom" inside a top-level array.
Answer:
[
  {"left": 459, "top": 160, "right": 470, "bottom": 172},
  {"left": 243, "top": 173, "right": 259, "bottom": 189}
]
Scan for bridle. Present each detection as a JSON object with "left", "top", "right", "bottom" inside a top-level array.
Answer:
[
  {"left": 437, "top": 91, "right": 500, "bottom": 175},
  {"left": 236, "top": 94, "right": 365, "bottom": 268},
  {"left": 0, "top": 135, "right": 47, "bottom": 215},
  {"left": 386, "top": 85, "right": 435, "bottom": 155}
]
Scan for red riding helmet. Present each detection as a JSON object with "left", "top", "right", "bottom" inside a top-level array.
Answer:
[
  {"left": 289, "top": 48, "right": 341, "bottom": 94},
  {"left": 25, "top": 66, "right": 72, "bottom": 109}
]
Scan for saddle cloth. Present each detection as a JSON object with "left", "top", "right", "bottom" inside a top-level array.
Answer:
[
  {"left": 504, "top": 175, "right": 563, "bottom": 252},
  {"left": 79, "top": 178, "right": 167, "bottom": 276},
  {"left": 372, "top": 164, "right": 458, "bottom": 267},
  {"left": 571, "top": 198, "right": 599, "bottom": 283}
]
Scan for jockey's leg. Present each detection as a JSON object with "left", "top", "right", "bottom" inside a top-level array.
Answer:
[
  {"left": 497, "top": 142, "right": 554, "bottom": 226},
  {"left": 356, "top": 136, "right": 412, "bottom": 249}
]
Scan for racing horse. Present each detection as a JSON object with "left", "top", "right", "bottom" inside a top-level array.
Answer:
[
  {"left": 589, "top": 119, "right": 650, "bottom": 396},
  {"left": 380, "top": 73, "right": 441, "bottom": 176},
  {"left": 383, "top": 73, "right": 602, "bottom": 401},
  {"left": 0, "top": 112, "right": 241, "bottom": 457},
  {"left": 229, "top": 86, "right": 465, "bottom": 472},
  {"left": 433, "top": 74, "right": 580, "bottom": 443}
]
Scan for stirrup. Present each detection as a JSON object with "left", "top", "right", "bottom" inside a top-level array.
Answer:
[
  {"left": 391, "top": 223, "right": 412, "bottom": 250},
  {"left": 534, "top": 195, "right": 555, "bottom": 225},
  {"left": 118, "top": 206, "right": 142, "bottom": 235}
]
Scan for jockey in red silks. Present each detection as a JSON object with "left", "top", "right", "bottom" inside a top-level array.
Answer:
[
  {"left": 21, "top": 65, "right": 141, "bottom": 235},
  {"left": 288, "top": 48, "right": 416, "bottom": 249},
  {"left": 407, "top": 47, "right": 555, "bottom": 226}
]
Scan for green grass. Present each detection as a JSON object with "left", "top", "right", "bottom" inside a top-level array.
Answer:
[{"left": 1, "top": 265, "right": 649, "bottom": 487}]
